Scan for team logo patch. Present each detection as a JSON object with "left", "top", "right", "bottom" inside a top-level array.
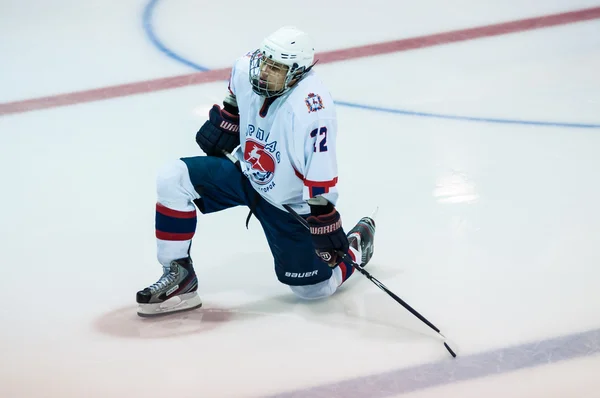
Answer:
[
  {"left": 305, "top": 93, "right": 324, "bottom": 113},
  {"left": 243, "top": 140, "right": 276, "bottom": 185}
]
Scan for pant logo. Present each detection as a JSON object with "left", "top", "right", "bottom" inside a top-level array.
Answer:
[{"left": 285, "top": 270, "right": 318, "bottom": 278}]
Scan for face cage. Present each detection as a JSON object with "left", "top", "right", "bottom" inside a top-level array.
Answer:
[{"left": 249, "top": 49, "right": 305, "bottom": 98}]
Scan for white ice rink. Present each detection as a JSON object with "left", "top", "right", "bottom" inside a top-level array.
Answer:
[{"left": 1, "top": 1, "right": 600, "bottom": 397}]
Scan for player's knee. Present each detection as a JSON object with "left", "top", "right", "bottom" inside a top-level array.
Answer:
[
  {"left": 156, "top": 159, "right": 187, "bottom": 195},
  {"left": 289, "top": 277, "right": 338, "bottom": 300},
  {"left": 156, "top": 159, "right": 195, "bottom": 205}
]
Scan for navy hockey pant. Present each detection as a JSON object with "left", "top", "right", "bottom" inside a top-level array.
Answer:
[{"left": 181, "top": 155, "right": 334, "bottom": 287}]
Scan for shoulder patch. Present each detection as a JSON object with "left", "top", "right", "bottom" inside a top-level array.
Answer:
[{"left": 305, "top": 93, "right": 325, "bottom": 113}]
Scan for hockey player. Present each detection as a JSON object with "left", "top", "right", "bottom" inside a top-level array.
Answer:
[{"left": 136, "top": 26, "right": 376, "bottom": 317}]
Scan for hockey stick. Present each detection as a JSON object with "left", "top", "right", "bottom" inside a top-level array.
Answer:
[
  {"left": 281, "top": 203, "right": 457, "bottom": 358},
  {"left": 221, "top": 150, "right": 456, "bottom": 357}
]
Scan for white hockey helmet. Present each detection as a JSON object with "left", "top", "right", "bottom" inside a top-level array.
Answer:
[{"left": 249, "top": 26, "right": 316, "bottom": 98}]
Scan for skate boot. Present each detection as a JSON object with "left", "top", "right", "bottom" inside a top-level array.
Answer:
[
  {"left": 136, "top": 257, "right": 202, "bottom": 317},
  {"left": 347, "top": 217, "right": 376, "bottom": 266}
]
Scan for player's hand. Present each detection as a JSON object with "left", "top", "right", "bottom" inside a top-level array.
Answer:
[
  {"left": 306, "top": 207, "right": 349, "bottom": 267},
  {"left": 196, "top": 104, "right": 240, "bottom": 157}
]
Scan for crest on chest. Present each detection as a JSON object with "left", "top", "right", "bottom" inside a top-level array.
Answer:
[{"left": 243, "top": 124, "right": 281, "bottom": 187}]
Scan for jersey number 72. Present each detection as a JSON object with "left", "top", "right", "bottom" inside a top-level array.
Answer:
[{"left": 310, "top": 127, "right": 328, "bottom": 153}]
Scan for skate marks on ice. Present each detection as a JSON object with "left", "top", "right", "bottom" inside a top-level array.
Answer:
[
  {"left": 91, "top": 289, "right": 425, "bottom": 343},
  {"left": 92, "top": 278, "right": 428, "bottom": 343},
  {"left": 90, "top": 299, "right": 331, "bottom": 340},
  {"left": 94, "top": 252, "right": 419, "bottom": 341},
  {"left": 92, "top": 304, "right": 236, "bottom": 339},
  {"left": 92, "top": 295, "right": 339, "bottom": 340}
]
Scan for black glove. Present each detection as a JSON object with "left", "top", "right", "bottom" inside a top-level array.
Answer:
[
  {"left": 306, "top": 203, "right": 349, "bottom": 267},
  {"left": 196, "top": 104, "right": 240, "bottom": 157}
]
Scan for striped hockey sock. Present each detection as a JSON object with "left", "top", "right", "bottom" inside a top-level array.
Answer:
[{"left": 155, "top": 203, "right": 197, "bottom": 265}]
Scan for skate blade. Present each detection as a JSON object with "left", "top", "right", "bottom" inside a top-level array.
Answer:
[
  {"left": 361, "top": 206, "right": 379, "bottom": 224},
  {"left": 137, "top": 292, "right": 202, "bottom": 317},
  {"left": 370, "top": 206, "right": 379, "bottom": 221}
]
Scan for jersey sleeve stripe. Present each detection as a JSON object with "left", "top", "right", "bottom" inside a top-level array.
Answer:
[
  {"left": 294, "top": 167, "right": 338, "bottom": 186},
  {"left": 293, "top": 168, "right": 338, "bottom": 197}
]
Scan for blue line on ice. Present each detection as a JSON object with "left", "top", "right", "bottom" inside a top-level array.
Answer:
[{"left": 142, "top": 0, "right": 600, "bottom": 129}]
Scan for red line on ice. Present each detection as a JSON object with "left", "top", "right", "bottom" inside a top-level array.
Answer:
[{"left": 1, "top": 6, "right": 599, "bottom": 116}]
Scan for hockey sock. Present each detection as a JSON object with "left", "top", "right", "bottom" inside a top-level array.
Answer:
[{"left": 155, "top": 202, "right": 197, "bottom": 266}]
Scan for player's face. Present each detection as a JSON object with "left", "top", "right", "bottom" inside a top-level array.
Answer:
[{"left": 258, "top": 58, "right": 288, "bottom": 92}]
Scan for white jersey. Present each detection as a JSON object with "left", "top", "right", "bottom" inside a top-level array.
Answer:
[{"left": 229, "top": 53, "right": 339, "bottom": 215}]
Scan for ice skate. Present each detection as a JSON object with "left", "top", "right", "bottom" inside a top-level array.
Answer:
[
  {"left": 136, "top": 257, "right": 202, "bottom": 317},
  {"left": 347, "top": 217, "right": 376, "bottom": 266}
]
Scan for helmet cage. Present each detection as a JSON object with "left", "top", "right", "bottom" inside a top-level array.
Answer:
[{"left": 249, "top": 49, "right": 311, "bottom": 98}]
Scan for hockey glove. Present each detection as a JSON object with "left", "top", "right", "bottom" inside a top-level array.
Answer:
[
  {"left": 306, "top": 204, "right": 349, "bottom": 267},
  {"left": 196, "top": 104, "right": 240, "bottom": 157}
]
